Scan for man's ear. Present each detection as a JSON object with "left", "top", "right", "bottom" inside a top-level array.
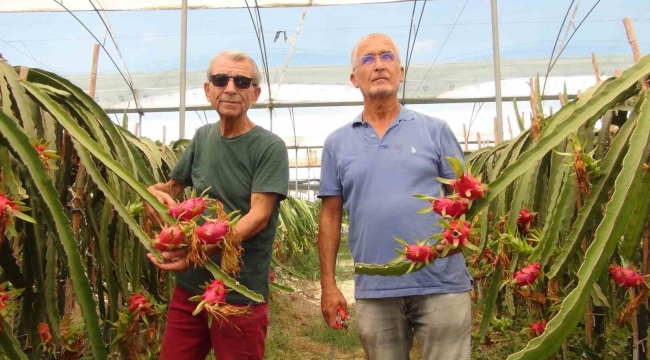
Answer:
[
  {"left": 251, "top": 85, "right": 262, "bottom": 104},
  {"left": 350, "top": 72, "right": 360, "bottom": 89},
  {"left": 399, "top": 65, "right": 405, "bottom": 83},
  {"left": 204, "top": 82, "right": 211, "bottom": 101}
]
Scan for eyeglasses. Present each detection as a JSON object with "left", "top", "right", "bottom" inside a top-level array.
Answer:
[
  {"left": 357, "top": 52, "right": 398, "bottom": 68},
  {"left": 209, "top": 74, "right": 256, "bottom": 89}
]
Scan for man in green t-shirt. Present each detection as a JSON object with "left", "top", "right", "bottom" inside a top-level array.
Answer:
[{"left": 143, "top": 50, "right": 289, "bottom": 360}]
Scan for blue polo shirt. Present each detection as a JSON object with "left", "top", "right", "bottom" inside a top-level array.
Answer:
[{"left": 319, "top": 106, "right": 472, "bottom": 299}]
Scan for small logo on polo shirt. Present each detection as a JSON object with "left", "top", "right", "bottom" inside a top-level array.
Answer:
[{"left": 411, "top": 146, "right": 417, "bottom": 154}]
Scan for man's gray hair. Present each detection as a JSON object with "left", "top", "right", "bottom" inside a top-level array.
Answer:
[
  {"left": 206, "top": 50, "right": 262, "bottom": 85},
  {"left": 350, "top": 33, "right": 401, "bottom": 69}
]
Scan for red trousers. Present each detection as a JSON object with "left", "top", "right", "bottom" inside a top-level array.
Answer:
[{"left": 160, "top": 285, "right": 269, "bottom": 360}]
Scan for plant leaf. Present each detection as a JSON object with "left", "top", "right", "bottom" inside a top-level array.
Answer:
[
  {"left": 204, "top": 260, "right": 264, "bottom": 302},
  {"left": 0, "top": 109, "right": 107, "bottom": 360},
  {"left": 467, "top": 53, "right": 650, "bottom": 220},
  {"left": 21, "top": 81, "right": 174, "bottom": 224},
  {"left": 507, "top": 89, "right": 650, "bottom": 360},
  {"left": 547, "top": 107, "right": 638, "bottom": 279}
]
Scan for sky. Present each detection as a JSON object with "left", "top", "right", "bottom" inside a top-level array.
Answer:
[{"left": 0, "top": 0, "right": 648, "bottom": 147}]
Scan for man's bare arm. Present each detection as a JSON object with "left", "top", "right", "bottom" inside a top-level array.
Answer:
[
  {"left": 205, "top": 192, "right": 279, "bottom": 256},
  {"left": 318, "top": 196, "right": 343, "bottom": 289},
  {"left": 317, "top": 196, "right": 351, "bottom": 328}
]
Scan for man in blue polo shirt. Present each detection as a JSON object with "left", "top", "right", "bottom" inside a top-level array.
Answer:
[{"left": 317, "top": 33, "right": 471, "bottom": 359}]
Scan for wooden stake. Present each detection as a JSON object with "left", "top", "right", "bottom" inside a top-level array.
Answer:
[
  {"left": 559, "top": 93, "right": 565, "bottom": 107},
  {"left": 88, "top": 44, "right": 100, "bottom": 99},
  {"left": 19, "top": 67, "right": 29, "bottom": 80},
  {"left": 476, "top": 133, "right": 482, "bottom": 149},
  {"left": 591, "top": 52, "right": 601, "bottom": 82},
  {"left": 623, "top": 17, "right": 642, "bottom": 63},
  {"left": 493, "top": 117, "right": 500, "bottom": 144},
  {"left": 162, "top": 126, "right": 167, "bottom": 153},
  {"left": 134, "top": 123, "right": 140, "bottom": 137},
  {"left": 507, "top": 116, "right": 513, "bottom": 140},
  {"left": 615, "top": 69, "right": 622, "bottom": 78},
  {"left": 462, "top": 123, "right": 468, "bottom": 151},
  {"left": 529, "top": 78, "right": 537, "bottom": 119},
  {"left": 67, "top": 44, "right": 100, "bottom": 317},
  {"left": 549, "top": 107, "right": 554, "bottom": 116}
]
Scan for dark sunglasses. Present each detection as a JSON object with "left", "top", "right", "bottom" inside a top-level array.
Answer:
[{"left": 209, "top": 74, "right": 256, "bottom": 89}]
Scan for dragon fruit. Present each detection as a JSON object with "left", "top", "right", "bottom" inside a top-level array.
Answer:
[
  {"left": 152, "top": 225, "right": 186, "bottom": 251},
  {"left": 513, "top": 262, "right": 541, "bottom": 287},
  {"left": 33, "top": 140, "right": 59, "bottom": 172},
  {"left": 0, "top": 192, "right": 18, "bottom": 214},
  {"left": 0, "top": 192, "right": 35, "bottom": 243},
  {"left": 431, "top": 197, "right": 469, "bottom": 218},
  {"left": 196, "top": 220, "right": 228, "bottom": 245},
  {"left": 202, "top": 279, "right": 227, "bottom": 305},
  {"left": 405, "top": 244, "right": 435, "bottom": 263},
  {"left": 0, "top": 193, "right": 18, "bottom": 220},
  {"left": 451, "top": 173, "right": 488, "bottom": 201},
  {"left": 528, "top": 320, "right": 547, "bottom": 337},
  {"left": 0, "top": 289, "right": 11, "bottom": 310},
  {"left": 168, "top": 197, "right": 206, "bottom": 221},
  {"left": 38, "top": 322, "right": 52, "bottom": 345},
  {"left": 517, "top": 208, "right": 536, "bottom": 235},
  {"left": 441, "top": 220, "right": 474, "bottom": 248},
  {"left": 128, "top": 292, "right": 153, "bottom": 316},
  {"left": 269, "top": 271, "right": 276, "bottom": 282},
  {"left": 609, "top": 265, "right": 645, "bottom": 288}
]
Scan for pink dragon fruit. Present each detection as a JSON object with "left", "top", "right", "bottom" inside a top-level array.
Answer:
[
  {"left": 517, "top": 208, "right": 536, "bottom": 235},
  {"left": 202, "top": 279, "right": 227, "bottom": 305},
  {"left": 513, "top": 262, "right": 541, "bottom": 287},
  {"left": 405, "top": 244, "right": 435, "bottom": 263},
  {"left": 196, "top": 220, "right": 228, "bottom": 245},
  {"left": 168, "top": 197, "right": 206, "bottom": 221},
  {"left": 431, "top": 197, "right": 469, "bottom": 218},
  {"left": 451, "top": 173, "right": 488, "bottom": 201},
  {"left": 528, "top": 320, "right": 547, "bottom": 337},
  {"left": 152, "top": 225, "right": 186, "bottom": 251},
  {"left": 128, "top": 292, "right": 153, "bottom": 316},
  {"left": 441, "top": 220, "right": 474, "bottom": 248},
  {"left": 609, "top": 265, "right": 645, "bottom": 288}
]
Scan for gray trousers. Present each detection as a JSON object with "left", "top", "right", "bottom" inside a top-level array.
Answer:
[{"left": 355, "top": 292, "right": 471, "bottom": 360}]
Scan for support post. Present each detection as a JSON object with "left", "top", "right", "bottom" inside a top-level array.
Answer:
[
  {"left": 462, "top": 123, "right": 469, "bottom": 151},
  {"left": 591, "top": 52, "right": 601, "bottom": 82},
  {"left": 162, "top": 126, "right": 167, "bottom": 153},
  {"left": 507, "top": 116, "right": 513, "bottom": 140},
  {"left": 179, "top": 0, "right": 188, "bottom": 139},
  {"left": 490, "top": 0, "right": 504, "bottom": 143},
  {"left": 623, "top": 17, "right": 642, "bottom": 63}
]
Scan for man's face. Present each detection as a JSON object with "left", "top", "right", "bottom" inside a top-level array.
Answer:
[
  {"left": 350, "top": 36, "right": 404, "bottom": 99},
  {"left": 204, "top": 56, "right": 261, "bottom": 118}
]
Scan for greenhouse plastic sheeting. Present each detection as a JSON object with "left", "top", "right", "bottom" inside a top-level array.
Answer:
[
  {"left": 1, "top": 0, "right": 416, "bottom": 13},
  {"left": 59, "top": 56, "right": 631, "bottom": 113}
]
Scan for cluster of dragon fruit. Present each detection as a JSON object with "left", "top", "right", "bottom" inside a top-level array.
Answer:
[
  {"left": 152, "top": 189, "right": 242, "bottom": 271},
  {"left": 387, "top": 156, "right": 487, "bottom": 274},
  {"left": 150, "top": 189, "right": 250, "bottom": 327},
  {"left": 379, "top": 155, "right": 649, "bottom": 340}
]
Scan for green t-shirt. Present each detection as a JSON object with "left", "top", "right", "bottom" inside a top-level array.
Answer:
[{"left": 169, "top": 122, "right": 289, "bottom": 304}]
